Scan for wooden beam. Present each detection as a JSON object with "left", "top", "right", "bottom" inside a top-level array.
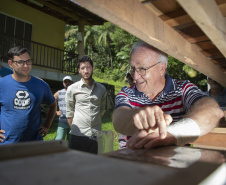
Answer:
[
  {"left": 160, "top": 14, "right": 193, "bottom": 28},
  {"left": 0, "top": 140, "right": 68, "bottom": 161},
  {"left": 218, "top": 1, "right": 226, "bottom": 17},
  {"left": 73, "top": 0, "right": 226, "bottom": 86},
  {"left": 139, "top": 0, "right": 163, "bottom": 16},
  {"left": 177, "top": 0, "right": 226, "bottom": 61},
  {"left": 33, "top": 0, "right": 92, "bottom": 25},
  {"left": 192, "top": 128, "right": 226, "bottom": 150}
]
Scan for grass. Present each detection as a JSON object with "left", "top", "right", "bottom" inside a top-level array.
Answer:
[
  {"left": 43, "top": 118, "right": 58, "bottom": 141},
  {"left": 101, "top": 110, "right": 119, "bottom": 150},
  {"left": 93, "top": 76, "right": 127, "bottom": 95},
  {"left": 44, "top": 110, "right": 120, "bottom": 151}
]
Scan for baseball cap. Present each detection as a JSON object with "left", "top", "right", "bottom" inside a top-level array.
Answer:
[{"left": 63, "top": 76, "right": 72, "bottom": 82}]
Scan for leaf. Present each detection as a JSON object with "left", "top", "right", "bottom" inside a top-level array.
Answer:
[{"left": 183, "top": 65, "right": 197, "bottom": 78}]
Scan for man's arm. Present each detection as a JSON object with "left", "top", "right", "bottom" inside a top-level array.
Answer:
[
  {"left": 67, "top": 118, "right": 73, "bottom": 128},
  {"left": 39, "top": 101, "right": 57, "bottom": 137},
  {"left": 53, "top": 91, "right": 62, "bottom": 116},
  {"left": 127, "top": 97, "right": 224, "bottom": 149},
  {"left": 113, "top": 106, "right": 141, "bottom": 135},
  {"left": 184, "top": 97, "right": 223, "bottom": 135},
  {"left": 53, "top": 91, "right": 58, "bottom": 102},
  {"left": 113, "top": 105, "right": 172, "bottom": 138},
  {"left": 65, "top": 86, "right": 75, "bottom": 127}
]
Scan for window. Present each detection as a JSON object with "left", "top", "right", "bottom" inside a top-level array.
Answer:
[{"left": 0, "top": 12, "right": 32, "bottom": 61}]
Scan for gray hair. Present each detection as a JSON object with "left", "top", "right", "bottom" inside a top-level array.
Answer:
[{"left": 131, "top": 41, "right": 168, "bottom": 68}]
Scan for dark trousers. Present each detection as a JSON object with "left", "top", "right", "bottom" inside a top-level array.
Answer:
[{"left": 70, "top": 135, "right": 98, "bottom": 154}]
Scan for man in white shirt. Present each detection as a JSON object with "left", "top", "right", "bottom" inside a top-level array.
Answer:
[{"left": 66, "top": 56, "right": 107, "bottom": 154}]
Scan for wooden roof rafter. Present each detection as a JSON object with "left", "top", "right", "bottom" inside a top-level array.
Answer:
[
  {"left": 74, "top": 0, "right": 226, "bottom": 86},
  {"left": 178, "top": 0, "right": 226, "bottom": 68},
  {"left": 15, "top": 0, "right": 105, "bottom": 25},
  {"left": 142, "top": 0, "right": 226, "bottom": 74}
]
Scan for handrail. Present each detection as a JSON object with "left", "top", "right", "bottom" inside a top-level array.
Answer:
[{"left": 0, "top": 33, "right": 78, "bottom": 74}]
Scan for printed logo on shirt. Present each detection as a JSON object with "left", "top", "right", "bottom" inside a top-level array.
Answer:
[{"left": 14, "top": 90, "right": 31, "bottom": 109}]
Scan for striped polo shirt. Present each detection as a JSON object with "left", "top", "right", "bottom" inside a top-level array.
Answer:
[{"left": 115, "top": 74, "right": 207, "bottom": 123}]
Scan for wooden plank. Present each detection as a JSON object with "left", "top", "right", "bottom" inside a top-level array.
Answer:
[
  {"left": 178, "top": 0, "right": 226, "bottom": 60},
  {"left": 104, "top": 146, "right": 226, "bottom": 168},
  {"left": 197, "top": 41, "right": 216, "bottom": 50},
  {"left": 177, "top": 31, "right": 209, "bottom": 43},
  {"left": 192, "top": 144, "right": 226, "bottom": 151},
  {"left": 192, "top": 128, "right": 226, "bottom": 150},
  {"left": 218, "top": 2, "right": 226, "bottom": 16},
  {"left": 0, "top": 140, "right": 68, "bottom": 161},
  {"left": 193, "top": 133, "right": 226, "bottom": 148},
  {"left": 163, "top": 14, "right": 193, "bottom": 27},
  {"left": 139, "top": 0, "right": 163, "bottom": 16},
  {"left": 143, "top": 0, "right": 181, "bottom": 14},
  {"left": 154, "top": 163, "right": 226, "bottom": 185},
  {"left": 178, "top": 24, "right": 206, "bottom": 38},
  {"left": 0, "top": 149, "right": 178, "bottom": 185},
  {"left": 33, "top": 0, "right": 92, "bottom": 25},
  {"left": 73, "top": 0, "right": 226, "bottom": 87},
  {"left": 159, "top": 9, "right": 194, "bottom": 27},
  {"left": 0, "top": 142, "right": 225, "bottom": 185},
  {"left": 211, "top": 127, "right": 226, "bottom": 134},
  {"left": 201, "top": 48, "right": 223, "bottom": 58}
]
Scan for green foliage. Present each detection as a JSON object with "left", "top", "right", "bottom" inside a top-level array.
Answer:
[
  {"left": 101, "top": 110, "right": 119, "bottom": 150},
  {"left": 116, "top": 51, "right": 130, "bottom": 60},
  {"left": 43, "top": 119, "right": 57, "bottom": 141},
  {"left": 93, "top": 70, "right": 127, "bottom": 95},
  {"left": 64, "top": 22, "right": 207, "bottom": 91},
  {"left": 167, "top": 56, "right": 207, "bottom": 91},
  {"left": 64, "top": 25, "right": 78, "bottom": 52},
  {"left": 183, "top": 65, "right": 197, "bottom": 78}
]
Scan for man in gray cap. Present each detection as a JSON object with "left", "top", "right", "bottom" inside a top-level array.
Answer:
[{"left": 54, "top": 76, "right": 73, "bottom": 143}]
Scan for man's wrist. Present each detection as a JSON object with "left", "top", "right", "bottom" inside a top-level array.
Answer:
[{"left": 167, "top": 118, "right": 201, "bottom": 146}]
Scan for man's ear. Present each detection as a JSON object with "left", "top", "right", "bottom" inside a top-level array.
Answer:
[
  {"left": 159, "top": 63, "right": 166, "bottom": 76},
  {"left": 8, "top": 60, "right": 13, "bottom": 69}
]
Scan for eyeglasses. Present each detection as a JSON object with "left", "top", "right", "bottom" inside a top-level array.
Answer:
[
  {"left": 12, "top": 59, "right": 33, "bottom": 66},
  {"left": 130, "top": 61, "right": 160, "bottom": 76}
]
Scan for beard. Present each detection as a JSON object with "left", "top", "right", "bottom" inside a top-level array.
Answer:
[{"left": 82, "top": 72, "right": 93, "bottom": 80}]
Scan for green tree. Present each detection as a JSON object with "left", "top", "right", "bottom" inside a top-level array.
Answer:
[
  {"left": 167, "top": 56, "right": 207, "bottom": 91},
  {"left": 64, "top": 22, "right": 207, "bottom": 90},
  {"left": 98, "top": 22, "right": 115, "bottom": 67},
  {"left": 84, "top": 26, "right": 99, "bottom": 58},
  {"left": 64, "top": 25, "right": 78, "bottom": 52}
]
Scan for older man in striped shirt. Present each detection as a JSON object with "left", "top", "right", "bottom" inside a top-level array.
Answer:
[{"left": 113, "top": 41, "right": 223, "bottom": 149}]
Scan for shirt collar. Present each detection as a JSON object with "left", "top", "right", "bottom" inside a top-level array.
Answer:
[
  {"left": 162, "top": 74, "right": 175, "bottom": 94},
  {"left": 80, "top": 78, "right": 96, "bottom": 88}
]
